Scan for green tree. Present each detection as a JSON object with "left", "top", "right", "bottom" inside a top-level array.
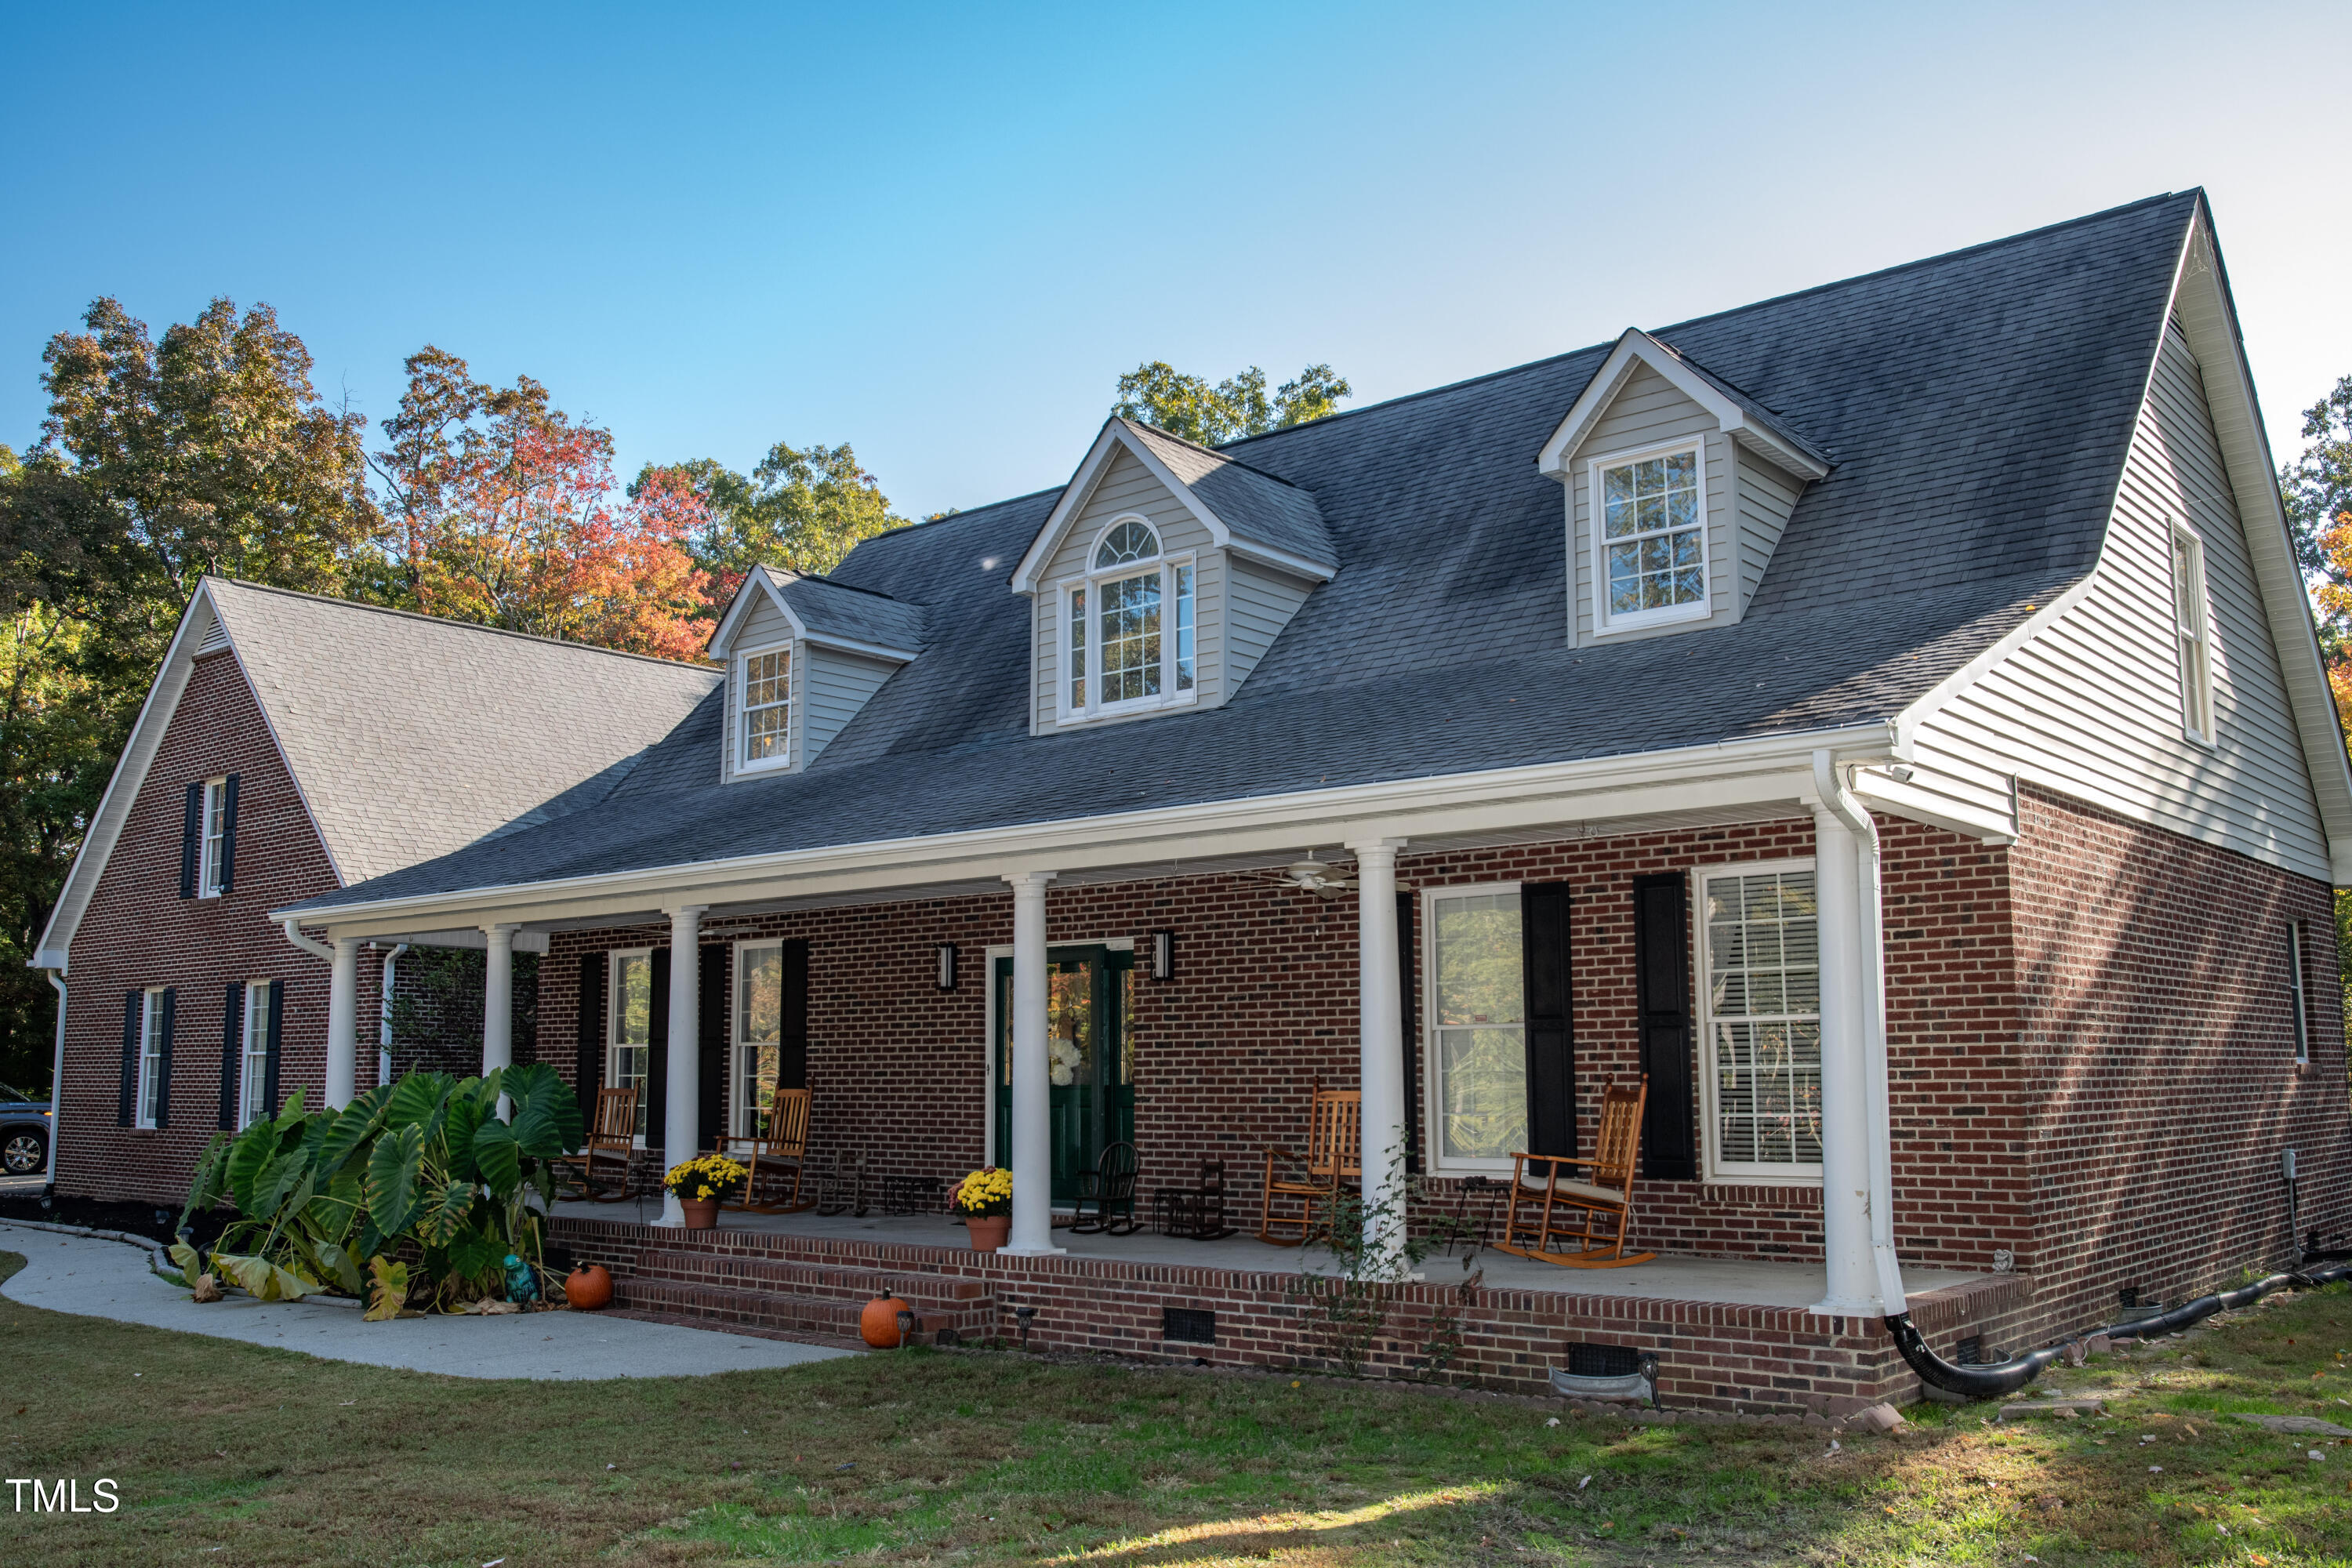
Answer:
[
  {"left": 635, "top": 441, "right": 909, "bottom": 589},
  {"left": 1111, "top": 361, "right": 1352, "bottom": 447}
]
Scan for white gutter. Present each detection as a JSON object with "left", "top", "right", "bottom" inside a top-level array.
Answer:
[
  {"left": 1813, "top": 750, "right": 1908, "bottom": 1316},
  {"left": 43, "top": 971, "right": 66, "bottom": 1189},
  {"left": 375, "top": 942, "right": 408, "bottom": 1088},
  {"left": 280, "top": 918, "right": 336, "bottom": 962},
  {"left": 274, "top": 720, "right": 1900, "bottom": 932}
]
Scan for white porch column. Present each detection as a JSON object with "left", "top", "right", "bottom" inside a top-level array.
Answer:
[
  {"left": 657, "top": 905, "right": 707, "bottom": 1228},
  {"left": 1812, "top": 805, "right": 1878, "bottom": 1315},
  {"left": 482, "top": 924, "right": 518, "bottom": 1114},
  {"left": 325, "top": 937, "right": 361, "bottom": 1110},
  {"left": 1349, "top": 838, "right": 1407, "bottom": 1278},
  {"left": 1003, "top": 871, "right": 1063, "bottom": 1256}
]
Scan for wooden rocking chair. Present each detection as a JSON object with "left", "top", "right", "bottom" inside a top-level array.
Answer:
[
  {"left": 1494, "top": 1077, "right": 1655, "bottom": 1269},
  {"left": 551, "top": 1086, "right": 639, "bottom": 1203},
  {"left": 717, "top": 1085, "right": 815, "bottom": 1214},
  {"left": 1257, "top": 1083, "right": 1362, "bottom": 1246}
]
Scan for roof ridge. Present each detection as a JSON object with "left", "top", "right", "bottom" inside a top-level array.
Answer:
[
  {"left": 1121, "top": 419, "right": 1305, "bottom": 492},
  {"left": 759, "top": 564, "right": 907, "bottom": 604},
  {"left": 1210, "top": 191, "right": 2197, "bottom": 456},
  {"left": 855, "top": 484, "right": 1067, "bottom": 550},
  {"left": 207, "top": 577, "right": 721, "bottom": 676}
]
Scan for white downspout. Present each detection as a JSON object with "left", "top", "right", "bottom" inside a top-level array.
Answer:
[
  {"left": 376, "top": 942, "right": 408, "bottom": 1088},
  {"left": 280, "top": 918, "right": 334, "bottom": 963},
  {"left": 1813, "top": 751, "right": 1907, "bottom": 1316},
  {"left": 43, "top": 971, "right": 66, "bottom": 1189}
]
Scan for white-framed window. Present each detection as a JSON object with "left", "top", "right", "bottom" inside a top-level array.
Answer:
[
  {"left": 1695, "top": 860, "right": 1822, "bottom": 1180},
  {"left": 738, "top": 644, "right": 792, "bottom": 770},
  {"left": 239, "top": 981, "right": 274, "bottom": 1128},
  {"left": 1590, "top": 441, "right": 1708, "bottom": 633},
  {"left": 734, "top": 938, "right": 783, "bottom": 1138},
  {"left": 2170, "top": 523, "right": 2215, "bottom": 744},
  {"left": 1421, "top": 883, "right": 1526, "bottom": 1173},
  {"left": 2288, "top": 922, "right": 2310, "bottom": 1065},
  {"left": 1058, "top": 516, "right": 1196, "bottom": 720},
  {"left": 608, "top": 949, "right": 654, "bottom": 1139},
  {"left": 198, "top": 777, "right": 230, "bottom": 897},
  {"left": 136, "top": 987, "right": 166, "bottom": 1129}
]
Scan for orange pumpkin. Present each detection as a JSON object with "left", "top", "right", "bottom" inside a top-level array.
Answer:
[
  {"left": 860, "top": 1292, "right": 912, "bottom": 1348},
  {"left": 564, "top": 1263, "right": 613, "bottom": 1311}
]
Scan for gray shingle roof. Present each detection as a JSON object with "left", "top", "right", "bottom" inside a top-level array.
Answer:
[
  {"left": 758, "top": 567, "right": 927, "bottom": 654},
  {"left": 289, "top": 192, "right": 2201, "bottom": 910},
  {"left": 208, "top": 579, "right": 720, "bottom": 884},
  {"left": 1645, "top": 337, "right": 1835, "bottom": 470},
  {"left": 1123, "top": 421, "right": 1338, "bottom": 572}
]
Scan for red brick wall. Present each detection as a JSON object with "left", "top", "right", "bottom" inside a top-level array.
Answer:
[
  {"left": 2010, "top": 782, "right": 2350, "bottom": 1337},
  {"left": 537, "top": 814, "right": 2031, "bottom": 1272},
  {"left": 54, "top": 651, "right": 383, "bottom": 1206}
]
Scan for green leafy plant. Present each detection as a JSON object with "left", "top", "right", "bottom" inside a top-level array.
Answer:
[
  {"left": 176, "top": 1064, "right": 582, "bottom": 1313},
  {"left": 1284, "top": 1140, "right": 1482, "bottom": 1379}
]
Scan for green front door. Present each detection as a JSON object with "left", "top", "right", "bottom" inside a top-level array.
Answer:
[{"left": 993, "top": 945, "right": 1135, "bottom": 1200}]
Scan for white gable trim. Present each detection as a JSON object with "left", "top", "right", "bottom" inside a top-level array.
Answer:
[
  {"left": 1011, "top": 420, "right": 1334, "bottom": 594},
  {"left": 1537, "top": 328, "right": 1831, "bottom": 484},
  {"left": 31, "top": 580, "right": 343, "bottom": 971},
  {"left": 706, "top": 568, "right": 920, "bottom": 665}
]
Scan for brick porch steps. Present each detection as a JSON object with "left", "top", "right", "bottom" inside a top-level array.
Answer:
[{"left": 612, "top": 1247, "right": 999, "bottom": 1345}]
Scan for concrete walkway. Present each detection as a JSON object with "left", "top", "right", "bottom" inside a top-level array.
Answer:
[{"left": 0, "top": 1221, "right": 855, "bottom": 1380}]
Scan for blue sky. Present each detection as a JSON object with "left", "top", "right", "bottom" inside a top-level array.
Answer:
[{"left": 4, "top": 2, "right": 2348, "bottom": 521}]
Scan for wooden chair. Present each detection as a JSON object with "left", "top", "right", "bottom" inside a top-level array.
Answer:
[
  {"left": 717, "top": 1085, "right": 815, "bottom": 1214},
  {"left": 1257, "top": 1083, "right": 1362, "bottom": 1246},
  {"left": 551, "top": 1086, "right": 638, "bottom": 1203},
  {"left": 1070, "top": 1140, "right": 1141, "bottom": 1235},
  {"left": 1494, "top": 1077, "right": 1655, "bottom": 1269}
]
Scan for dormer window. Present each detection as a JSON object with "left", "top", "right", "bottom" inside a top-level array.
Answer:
[
  {"left": 1595, "top": 443, "right": 1706, "bottom": 632},
  {"left": 739, "top": 645, "right": 791, "bottom": 769},
  {"left": 1062, "top": 517, "right": 1195, "bottom": 720}
]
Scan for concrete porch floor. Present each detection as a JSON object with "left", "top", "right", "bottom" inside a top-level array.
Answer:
[{"left": 548, "top": 1198, "right": 1993, "bottom": 1311}]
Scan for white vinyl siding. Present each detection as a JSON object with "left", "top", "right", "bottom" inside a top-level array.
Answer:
[
  {"left": 239, "top": 981, "right": 273, "bottom": 1128},
  {"left": 1907, "top": 317, "right": 2330, "bottom": 878},
  {"left": 1734, "top": 450, "right": 1805, "bottom": 611},
  {"left": 136, "top": 987, "right": 166, "bottom": 1130},
  {"left": 608, "top": 949, "right": 653, "bottom": 1140},
  {"left": 802, "top": 646, "right": 897, "bottom": 766},
  {"left": 1225, "top": 557, "right": 1314, "bottom": 695}
]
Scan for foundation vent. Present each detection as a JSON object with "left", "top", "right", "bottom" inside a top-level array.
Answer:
[
  {"left": 1163, "top": 1308, "right": 1217, "bottom": 1345},
  {"left": 1563, "top": 1342, "right": 1641, "bottom": 1379},
  {"left": 1954, "top": 1335, "right": 1984, "bottom": 1366}
]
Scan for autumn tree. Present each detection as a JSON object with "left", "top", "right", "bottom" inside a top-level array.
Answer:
[
  {"left": 1112, "top": 361, "right": 1352, "bottom": 447},
  {"left": 366, "top": 350, "right": 714, "bottom": 660},
  {"left": 636, "top": 441, "right": 909, "bottom": 594}
]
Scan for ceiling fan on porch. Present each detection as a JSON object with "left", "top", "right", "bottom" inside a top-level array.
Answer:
[{"left": 1255, "top": 857, "right": 1359, "bottom": 898}]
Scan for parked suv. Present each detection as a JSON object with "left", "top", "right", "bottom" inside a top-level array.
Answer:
[{"left": 0, "top": 1083, "right": 50, "bottom": 1177}]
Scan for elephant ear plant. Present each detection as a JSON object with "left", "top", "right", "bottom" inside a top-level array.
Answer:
[{"left": 176, "top": 1064, "right": 583, "bottom": 1314}]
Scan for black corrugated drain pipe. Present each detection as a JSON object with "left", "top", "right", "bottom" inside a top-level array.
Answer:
[{"left": 1885, "top": 1258, "right": 2352, "bottom": 1400}]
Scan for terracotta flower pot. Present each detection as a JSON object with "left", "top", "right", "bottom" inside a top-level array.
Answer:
[
  {"left": 967, "top": 1214, "right": 1011, "bottom": 1253},
  {"left": 681, "top": 1197, "right": 719, "bottom": 1231},
  {"left": 564, "top": 1264, "right": 613, "bottom": 1311},
  {"left": 861, "top": 1293, "right": 912, "bottom": 1348}
]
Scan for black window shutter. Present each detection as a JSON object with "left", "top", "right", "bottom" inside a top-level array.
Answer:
[
  {"left": 1396, "top": 890, "right": 1421, "bottom": 1174},
  {"left": 575, "top": 951, "right": 606, "bottom": 1127},
  {"left": 180, "top": 782, "right": 202, "bottom": 898},
  {"left": 1520, "top": 881, "right": 1575, "bottom": 1159},
  {"left": 218, "top": 774, "right": 239, "bottom": 894},
  {"left": 118, "top": 990, "right": 140, "bottom": 1126},
  {"left": 1632, "top": 873, "right": 1698, "bottom": 1180},
  {"left": 779, "top": 940, "right": 809, "bottom": 1091},
  {"left": 154, "top": 987, "right": 176, "bottom": 1128},
  {"left": 218, "top": 981, "right": 246, "bottom": 1130},
  {"left": 262, "top": 982, "right": 284, "bottom": 1117},
  {"left": 646, "top": 949, "right": 670, "bottom": 1152},
  {"left": 698, "top": 944, "right": 726, "bottom": 1146}
]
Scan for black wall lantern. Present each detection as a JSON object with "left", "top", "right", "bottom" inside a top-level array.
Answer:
[
  {"left": 935, "top": 942, "right": 958, "bottom": 992},
  {"left": 1149, "top": 929, "right": 1174, "bottom": 982}
]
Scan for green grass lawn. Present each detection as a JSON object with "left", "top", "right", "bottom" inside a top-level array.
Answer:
[{"left": 5, "top": 1248, "right": 2352, "bottom": 1566}]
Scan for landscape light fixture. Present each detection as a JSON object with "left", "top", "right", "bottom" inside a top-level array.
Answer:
[
  {"left": 1149, "top": 929, "right": 1174, "bottom": 982},
  {"left": 935, "top": 942, "right": 957, "bottom": 992}
]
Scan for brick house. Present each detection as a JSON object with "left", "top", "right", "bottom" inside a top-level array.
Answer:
[{"left": 34, "top": 191, "right": 2352, "bottom": 1410}]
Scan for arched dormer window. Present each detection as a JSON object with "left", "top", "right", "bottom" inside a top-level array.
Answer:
[{"left": 1064, "top": 515, "right": 1195, "bottom": 718}]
